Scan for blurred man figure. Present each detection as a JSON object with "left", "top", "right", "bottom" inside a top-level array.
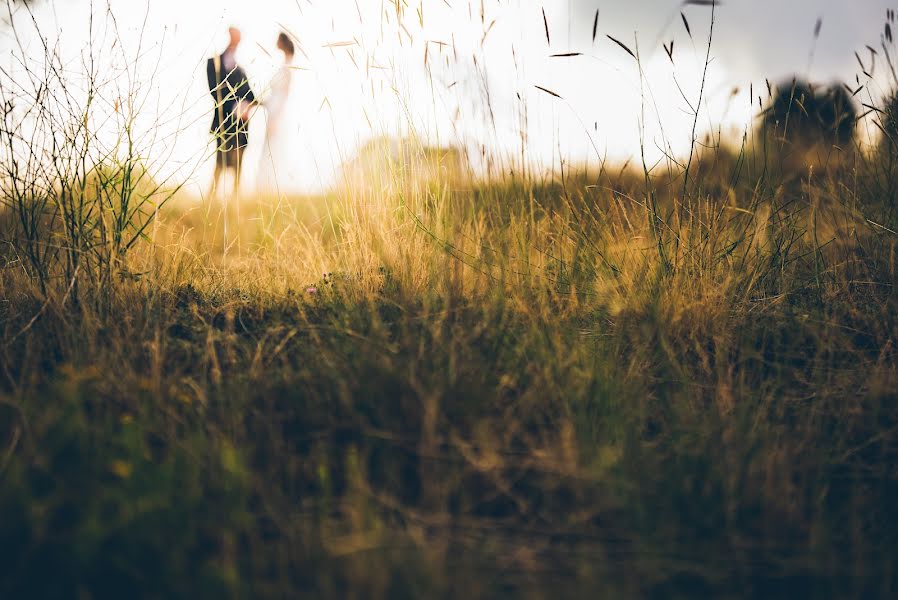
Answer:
[{"left": 207, "top": 27, "right": 257, "bottom": 198}]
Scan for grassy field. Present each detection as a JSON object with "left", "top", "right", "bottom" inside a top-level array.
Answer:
[{"left": 1, "top": 126, "right": 897, "bottom": 598}]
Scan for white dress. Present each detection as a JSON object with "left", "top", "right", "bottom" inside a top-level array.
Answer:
[{"left": 257, "top": 62, "right": 295, "bottom": 194}]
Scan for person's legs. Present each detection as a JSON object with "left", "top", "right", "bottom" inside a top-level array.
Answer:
[
  {"left": 214, "top": 132, "right": 247, "bottom": 257},
  {"left": 233, "top": 146, "right": 245, "bottom": 192},
  {"left": 221, "top": 160, "right": 231, "bottom": 259},
  {"left": 217, "top": 145, "right": 242, "bottom": 258},
  {"left": 232, "top": 145, "right": 246, "bottom": 255},
  {"left": 210, "top": 152, "right": 223, "bottom": 200}
]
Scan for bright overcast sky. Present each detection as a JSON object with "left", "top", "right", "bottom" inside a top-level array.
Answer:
[{"left": 3, "top": 0, "right": 895, "bottom": 194}]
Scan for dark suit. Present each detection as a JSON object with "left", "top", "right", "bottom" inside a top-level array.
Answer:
[{"left": 207, "top": 53, "right": 256, "bottom": 169}]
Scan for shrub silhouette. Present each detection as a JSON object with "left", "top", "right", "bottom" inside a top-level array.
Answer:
[{"left": 764, "top": 78, "right": 857, "bottom": 147}]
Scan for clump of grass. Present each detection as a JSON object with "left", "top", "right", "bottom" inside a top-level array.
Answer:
[
  {"left": 2, "top": 2, "right": 898, "bottom": 599},
  {"left": 0, "top": 4, "right": 182, "bottom": 303}
]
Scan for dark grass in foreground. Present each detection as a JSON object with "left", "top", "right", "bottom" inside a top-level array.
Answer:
[{"left": 2, "top": 145, "right": 898, "bottom": 598}]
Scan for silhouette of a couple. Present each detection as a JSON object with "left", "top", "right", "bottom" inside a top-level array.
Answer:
[{"left": 206, "top": 27, "right": 295, "bottom": 198}]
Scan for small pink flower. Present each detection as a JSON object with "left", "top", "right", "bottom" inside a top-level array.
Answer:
[{"left": 306, "top": 287, "right": 318, "bottom": 294}]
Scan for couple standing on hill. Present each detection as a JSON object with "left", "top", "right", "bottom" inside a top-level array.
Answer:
[{"left": 206, "top": 27, "right": 295, "bottom": 198}]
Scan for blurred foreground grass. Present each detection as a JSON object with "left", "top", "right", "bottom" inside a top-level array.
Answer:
[{"left": 1, "top": 143, "right": 898, "bottom": 598}]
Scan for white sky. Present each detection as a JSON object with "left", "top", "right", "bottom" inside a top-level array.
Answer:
[{"left": 3, "top": 0, "right": 895, "bottom": 194}]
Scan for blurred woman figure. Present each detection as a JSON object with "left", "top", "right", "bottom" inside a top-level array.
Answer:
[{"left": 257, "top": 32, "right": 296, "bottom": 195}]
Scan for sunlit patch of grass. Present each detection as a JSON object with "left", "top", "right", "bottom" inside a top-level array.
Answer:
[{"left": 3, "top": 1, "right": 898, "bottom": 597}]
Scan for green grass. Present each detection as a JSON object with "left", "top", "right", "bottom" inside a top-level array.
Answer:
[
  {"left": 5, "top": 1, "right": 898, "bottom": 595},
  {"left": 2, "top": 139, "right": 897, "bottom": 597}
]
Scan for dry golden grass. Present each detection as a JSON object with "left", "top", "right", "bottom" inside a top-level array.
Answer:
[
  {"left": 2, "top": 137, "right": 898, "bottom": 597},
  {"left": 3, "top": 2, "right": 898, "bottom": 596}
]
